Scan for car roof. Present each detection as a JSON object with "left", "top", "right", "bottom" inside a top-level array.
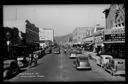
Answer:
[
  {"left": 77, "top": 56, "right": 88, "bottom": 61},
  {"left": 77, "top": 56, "right": 88, "bottom": 58},
  {"left": 111, "top": 58, "right": 125, "bottom": 61}
]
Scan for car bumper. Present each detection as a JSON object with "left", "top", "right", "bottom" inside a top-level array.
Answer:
[
  {"left": 76, "top": 66, "right": 91, "bottom": 70},
  {"left": 69, "top": 56, "right": 76, "bottom": 59}
]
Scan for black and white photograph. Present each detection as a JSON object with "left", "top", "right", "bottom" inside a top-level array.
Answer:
[{"left": 2, "top": 4, "right": 125, "bottom": 82}]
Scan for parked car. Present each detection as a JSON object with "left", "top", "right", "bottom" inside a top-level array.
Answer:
[
  {"left": 33, "top": 51, "right": 40, "bottom": 59},
  {"left": 105, "top": 58, "right": 125, "bottom": 76},
  {"left": 73, "top": 56, "right": 91, "bottom": 70},
  {"left": 53, "top": 48, "right": 60, "bottom": 54},
  {"left": 17, "top": 56, "right": 28, "bottom": 68},
  {"left": 100, "top": 55, "right": 113, "bottom": 68},
  {"left": 3, "top": 60, "right": 20, "bottom": 79},
  {"left": 14, "top": 45, "right": 29, "bottom": 68},
  {"left": 69, "top": 52, "right": 77, "bottom": 59}
]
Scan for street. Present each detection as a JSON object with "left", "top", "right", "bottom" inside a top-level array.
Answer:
[{"left": 4, "top": 50, "right": 125, "bottom": 82}]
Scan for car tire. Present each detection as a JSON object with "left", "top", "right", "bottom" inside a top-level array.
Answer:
[{"left": 3, "top": 70, "right": 11, "bottom": 79}]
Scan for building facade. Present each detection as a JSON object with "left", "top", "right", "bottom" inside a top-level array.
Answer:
[
  {"left": 25, "top": 20, "right": 39, "bottom": 45},
  {"left": 72, "top": 27, "right": 93, "bottom": 44},
  {"left": 103, "top": 4, "right": 125, "bottom": 58},
  {"left": 82, "top": 25, "right": 104, "bottom": 52}
]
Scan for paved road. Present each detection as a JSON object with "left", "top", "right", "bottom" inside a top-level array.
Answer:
[{"left": 4, "top": 50, "right": 125, "bottom": 82}]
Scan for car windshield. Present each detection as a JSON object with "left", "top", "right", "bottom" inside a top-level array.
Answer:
[
  {"left": 79, "top": 57, "right": 88, "bottom": 61},
  {"left": 105, "top": 57, "right": 112, "bottom": 59}
]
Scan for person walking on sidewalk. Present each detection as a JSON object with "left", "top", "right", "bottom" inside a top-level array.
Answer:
[{"left": 28, "top": 53, "right": 33, "bottom": 68}]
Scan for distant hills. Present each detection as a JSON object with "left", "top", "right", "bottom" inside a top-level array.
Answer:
[{"left": 54, "top": 33, "right": 73, "bottom": 44}]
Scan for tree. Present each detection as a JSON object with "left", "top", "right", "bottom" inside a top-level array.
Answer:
[{"left": 12, "top": 27, "right": 22, "bottom": 45}]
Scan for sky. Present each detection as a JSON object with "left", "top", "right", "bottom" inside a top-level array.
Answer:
[{"left": 3, "top": 5, "right": 110, "bottom": 36}]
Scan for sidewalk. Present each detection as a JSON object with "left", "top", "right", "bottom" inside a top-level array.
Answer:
[{"left": 82, "top": 50, "right": 98, "bottom": 60}]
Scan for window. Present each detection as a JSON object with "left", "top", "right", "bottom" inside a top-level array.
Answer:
[
  {"left": 105, "top": 57, "right": 112, "bottom": 59},
  {"left": 118, "top": 61, "right": 124, "bottom": 64}
]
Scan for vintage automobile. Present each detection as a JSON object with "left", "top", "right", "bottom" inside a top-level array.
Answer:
[
  {"left": 3, "top": 60, "right": 20, "bottom": 79},
  {"left": 104, "top": 58, "right": 125, "bottom": 76},
  {"left": 33, "top": 51, "right": 41, "bottom": 59},
  {"left": 53, "top": 47, "right": 60, "bottom": 54},
  {"left": 69, "top": 48, "right": 82, "bottom": 59},
  {"left": 100, "top": 55, "right": 113, "bottom": 68},
  {"left": 15, "top": 46, "right": 30, "bottom": 68},
  {"left": 17, "top": 56, "right": 28, "bottom": 68},
  {"left": 73, "top": 56, "right": 91, "bottom": 70},
  {"left": 69, "top": 52, "right": 77, "bottom": 59}
]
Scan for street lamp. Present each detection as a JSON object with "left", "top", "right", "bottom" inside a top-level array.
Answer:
[{"left": 6, "top": 31, "right": 11, "bottom": 52}]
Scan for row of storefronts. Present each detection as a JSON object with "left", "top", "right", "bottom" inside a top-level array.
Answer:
[
  {"left": 83, "top": 26, "right": 125, "bottom": 58},
  {"left": 82, "top": 4, "right": 125, "bottom": 59},
  {"left": 70, "top": 4, "right": 125, "bottom": 59},
  {"left": 103, "top": 27, "right": 125, "bottom": 58}
]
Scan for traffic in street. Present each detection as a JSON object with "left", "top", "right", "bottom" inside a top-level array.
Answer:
[
  {"left": 3, "top": 4, "right": 125, "bottom": 82},
  {"left": 4, "top": 47, "right": 125, "bottom": 82}
]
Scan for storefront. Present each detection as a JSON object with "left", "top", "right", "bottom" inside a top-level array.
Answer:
[
  {"left": 83, "top": 36, "right": 94, "bottom": 51},
  {"left": 93, "top": 30, "right": 104, "bottom": 53},
  {"left": 104, "top": 27, "right": 125, "bottom": 58}
]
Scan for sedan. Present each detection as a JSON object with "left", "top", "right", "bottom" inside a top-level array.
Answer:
[
  {"left": 17, "top": 56, "right": 29, "bottom": 68},
  {"left": 69, "top": 53, "right": 77, "bottom": 59},
  {"left": 100, "top": 55, "right": 113, "bottom": 68},
  {"left": 3, "top": 60, "right": 20, "bottom": 79},
  {"left": 105, "top": 58, "right": 125, "bottom": 76},
  {"left": 73, "top": 56, "right": 91, "bottom": 70}
]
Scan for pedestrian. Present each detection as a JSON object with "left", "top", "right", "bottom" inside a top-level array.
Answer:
[
  {"left": 28, "top": 54, "right": 32, "bottom": 68},
  {"left": 64, "top": 48, "right": 67, "bottom": 54},
  {"left": 33, "top": 53, "right": 38, "bottom": 65},
  {"left": 28, "top": 53, "right": 34, "bottom": 68}
]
